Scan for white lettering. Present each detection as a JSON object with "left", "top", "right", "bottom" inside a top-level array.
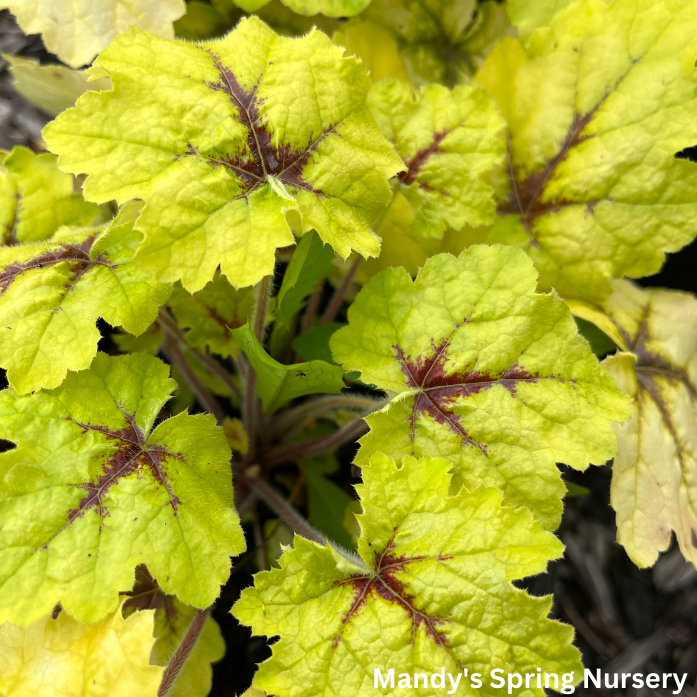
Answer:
[
  {"left": 584, "top": 669, "right": 601, "bottom": 689},
  {"left": 508, "top": 673, "right": 523, "bottom": 694},
  {"left": 447, "top": 673, "right": 462, "bottom": 694},
  {"left": 674, "top": 674, "right": 688, "bottom": 695},
  {"left": 374, "top": 669, "right": 394, "bottom": 689},
  {"left": 490, "top": 669, "right": 505, "bottom": 689}
]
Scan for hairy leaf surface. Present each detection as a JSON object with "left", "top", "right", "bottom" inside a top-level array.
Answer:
[
  {"left": 0, "top": 0, "right": 186, "bottom": 68},
  {"left": 331, "top": 245, "right": 630, "bottom": 529},
  {"left": 571, "top": 281, "right": 697, "bottom": 568},
  {"left": 369, "top": 79, "right": 505, "bottom": 238},
  {"left": 44, "top": 19, "right": 403, "bottom": 292},
  {"left": 0, "top": 146, "right": 97, "bottom": 246},
  {"left": 168, "top": 272, "right": 255, "bottom": 359},
  {"left": 0, "top": 203, "right": 172, "bottom": 394},
  {"left": 233, "top": 454, "right": 582, "bottom": 696},
  {"left": 233, "top": 323, "right": 345, "bottom": 412},
  {"left": 336, "top": 0, "right": 509, "bottom": 87},
  {"left": 0, "top": 352, "right": 245, "bottom": 626},
  {"left": 477, "top": 0, "right": 697, "bottom": 301},
  {"left": 0, "top": 601, "right": 162, "bottom": 697}
]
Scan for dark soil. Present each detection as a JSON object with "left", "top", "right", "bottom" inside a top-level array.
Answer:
[{"left": 1, "top": 8, "right": 696, "bottom": 696}]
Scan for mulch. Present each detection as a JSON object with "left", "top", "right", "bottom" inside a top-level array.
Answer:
[{"left": 1, "top": 9, "right": 696, "bottom": 695}]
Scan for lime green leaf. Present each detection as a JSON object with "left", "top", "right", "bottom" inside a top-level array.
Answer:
[
  {"left": 573, "top": 280, "right": 697, "bottom": 568},
  {"left": 0, "top": 146, "right": 97, "bottom": 246},
  {"left": 0, "top": 352, "right": 245, "bottom": 625},
  {"left": 0, "top": 0, "right": 186, "bottom": 68},
  {"left": 563, "top": 479, "right": 590, "bottom": 498},
  {"left": 331, "top": 245, "right": 630, "bottom": 529},
  {"left": 476, "top": 0, "right": 697, "bottom": 301},
  {"left": 150, "top": 599, "right": 225, "bottom": 697},
  {"left": 224, "top": 417, "right": 249, "bottom": 455},
  {"left": 3, "top": 54, "right": 112, "bottom": 117},
  {"left": 238, "top": 0, "right": 370, "bottom": 18},
  {"left": 233, "top": 323, "right": 345, "bottom": 412},
  {"left": 0, "top": 600, "right": 162, "bottom": 697},
  {"left": 369, "top": 78, "right": 505, "bottom": 238},
  {"left": 0, "top": 203, "right": 172, "bottom": 394},
  {"left": 168, "top": 273, "right": 255, "bottom": 359},
  {"left": 263, "top": 519, "right": 294, "bottom": 567},
  {"left": 506, "top": 0, "right": 577, "bottom": 43},
  {"left": 292, "top": 322, "right": 342, "bottom": 363},
  {"left": 337, "top": 0, "right": 510, "bottom": 87},
  {"left": 233, "top": 453, "right": 583, "bottom": 696},
  {"left": 43, "top": 19, "right": 404, "bottom": 292},
  {"left": 251, "top": 0, "right": 341, "bottom": 37}
]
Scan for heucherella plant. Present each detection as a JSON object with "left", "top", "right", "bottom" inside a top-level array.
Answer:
[{"left": 0, "top": 0, "right": 696, "bottom": 694}]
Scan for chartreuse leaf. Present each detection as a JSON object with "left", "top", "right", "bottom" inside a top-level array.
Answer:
[
  {"left": 3, "top": 55, "right": 112, "bottom": 117},
  {"left": 0, "top": 352, "right": 245, "bottom": 626},
  {"left": 335, "top": 0, "right": 510, "bottom": 87},
  {"left": 476, "top": 0, "right": 697, "bottom": 302},
  {"left": 506, "top": 0, "right": 577, "bottom": 44},
  {"left": 1, "top": 146, "right": 97, "bottom": 246},
  {"left": 44, "top": 18, "right": 404, "bottom": 292},
  {"left": 0, "top": 0, "right": 186, "bottom": 68},
  {"left": 232, "top": 323, "right": 345, "bottom": 412},
  {"left": 0, "top": 600, "right": 162, "bottom": 697},
  {"left": 233, "top": 453, "right": 583, "bottom": 696},
  {"left": 231, "top": 0, "right": 370, "bottom": 18},
  {"left": 331, "top": 245, "right": 630, "bottom": 530},
  {"left": 0, "top": 202, "right": 172, "bottom": 394},
  {"left": 168, "top": 272, "right": 255, "bottom": 359},
  {"left": 570, "top": 280, "right": 697, "bottom": 568},
  {"left": 369, "top": 79, "right": 505, "bottom": 239}
]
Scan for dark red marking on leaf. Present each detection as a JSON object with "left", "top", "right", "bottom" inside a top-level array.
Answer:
[
  {"left": 66, "top": 411, "right": 182, "bottom": 525},
  {"left": 398, "top": 130, "right": 450, "bottom": 186},
  {"left": 2, "top": 194, "right": 20, "bottom": 246},
  {"left": 181, "top": 50, "right": 335, "bottom": 198},
  {"left": 0, "top": 237, "right": 112, "bottom": 295},
  {"left": 331, "top": 528, "right": 452, "bottom": 648}
]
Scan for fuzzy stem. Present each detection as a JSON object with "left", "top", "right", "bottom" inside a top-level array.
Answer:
[
  {"left": 321, "top": 256, "right": 361, "bottom": 325},
  {"left": 157, "top": 311, "right": 242, "bottom": 404},
  {"left": 245, "top": 474, "right": 326, "bottom": 545},
  {"left": 161, "top": 333, "right": 225, "bottom": 423},
  {"left": 157, "top": 608, "right": 210, "bottom": 697},
  {"left": 264, "top": 416, "right": 369, "bottom": 467},
  {"left": 270, "top": 394, "right": 382, "bottom": 437}
]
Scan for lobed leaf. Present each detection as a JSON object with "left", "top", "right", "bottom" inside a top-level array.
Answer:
[
  {"left": 233, "top": 453, "right": 583, "bottom": 697},
  {"left": 331, "top": 245, "right": 630, "bottom": 529},
  {"left": 369, "top": 78, "right": 505, "bottom": 239},
  {"left": 168, "top": 271, "right": 255, "bottom": 359},
  {"left": 44, "top": 18, "right": 404, "bottom": 292},
  {"left": 0, "top": 202, "right": 172, "bottom": 394},
  {"left": 0, "top": 0, "right": 186, "bottom": 68},
  {"left": 233, "top": 323, "right": 345, "bottom": 412},
  {"left": 570, "top": 280, "right": 697, "bottom": 568},
  {"left": 0, "top": 352, "right": 245, "bottom": 626},
  {"left": 0, "top": 146, "right": 97, "bottom": 246},
  {"left": 0, "top": 600, "right": 162, "bottom": 697},
  {"left": 477, "top": 0, "right": 697, "bottom": 301}
]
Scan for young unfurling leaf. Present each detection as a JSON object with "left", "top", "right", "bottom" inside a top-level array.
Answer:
[
  {"left": 233, "top": 323, "right": 345, "bottom": 412},
  {"left": 368, "top": 78, "right": 505, "bottom": 238},
  {"left": 477, "top": 0, "right": 697, "bottom": 301},
  {"left": 0, "top": 352, "right": 245, "bottom": 626},
  {"left": 571, "top": 281, "right": 697, "bottom": 568},
  {"left": 0, "top": 600, "right": 162, "bottom": 697},
  {"left": 233, "top": 453, "right": 583, "bottom": 696},
  {"left": 0, "top": 146, "right": 97, "bottom": 246},
  {"left": 331, "top": 245, "right": 630, "bottom": 529},
  {"left": 0, "top": 0, "right": 186, "bottom": 68},
  {"left": 44, "top": 18, "right": 404, "bottom": 292},
  {"left": 0, "top": 203, "right": 171, "bottom": 394}
]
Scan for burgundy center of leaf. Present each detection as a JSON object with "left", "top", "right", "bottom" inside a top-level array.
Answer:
[
  {"left": 66, "top": 411, "right": 182, "bottom": 525},
  {"left": 394, "top": 334, "right": 550, "bottom": 452},
  {"left": 0, "top": 237, "right": 112, "bottom": 295},
  {"left": 332, "top": 529, "right": 452, "bottom": 648},
  {"left": 179, "top": 50, "right": 337, "bottom": 199},
  {"left": 397, "top": 129, "right": 450, "bottom": 187}
]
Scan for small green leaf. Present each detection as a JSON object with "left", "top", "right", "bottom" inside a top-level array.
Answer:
[
  {"left": 168, "top": 272, "right": 255, "bottom": 359},
  {"left": 331, "top": 245, "right": 630, "bottom": 529},
  {"left": 369, "top": 78, "right": 505, "bottom": 238},
  {"left": 0, "top": 352, "right": 245, "bottom": 625},
  {"left": 233, "top": 453, "right": 583, "bottom": 697},
  {"left": 233, "top": 323, "right": 345, "bottom": 412},
  {"left": 0, "top": 146, "right": 97, "bottom": 246},
  {"left": 44, "top": 18, "right": 404, "bottom": 291},
  {"left": 292, "top": 322, "right": 342, "bottom": 363},
  {"left": 563, "top": 480, "right": 590, "bottom": 498},
  {"left": 0, "top": 202, "right": 172, "bottom": 394}
]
